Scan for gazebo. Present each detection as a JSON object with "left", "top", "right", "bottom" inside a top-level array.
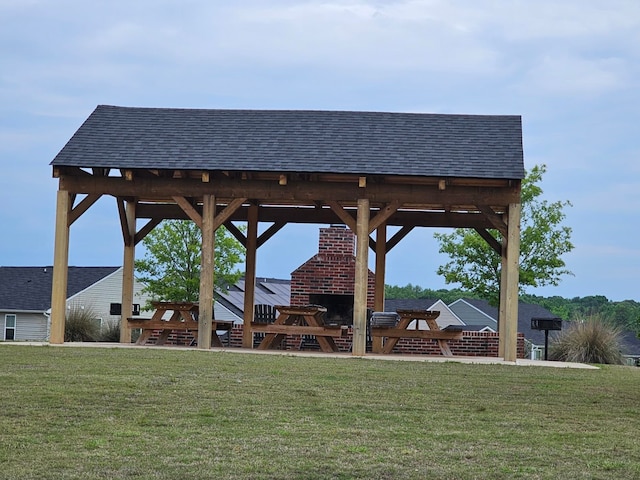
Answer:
[{"left": 50, "top": 105, "right": 524, "bottom": 360}]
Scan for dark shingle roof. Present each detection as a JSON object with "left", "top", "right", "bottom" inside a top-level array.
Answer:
[
  {"left": 51, "top": 105, "right": 525, "bottom": 179},
  {"left": 384, "top": 298, "right": 439, "bottom": 312},
  {"left": 0, "top": 266, "right": 119, "bottom": 311},
  {"left": 463, "top": 298, "right": 559, "bottom": 345}
]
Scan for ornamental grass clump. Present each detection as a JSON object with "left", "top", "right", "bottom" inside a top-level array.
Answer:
[
  {"left": 548, "top": 314, "right": 625, "bottom": 365},
  {"left": 99, "top": 319, "right": 121, "bottom": 342},
  {"left": 64, "top": 304, "right": 100, "bottom": 342}
]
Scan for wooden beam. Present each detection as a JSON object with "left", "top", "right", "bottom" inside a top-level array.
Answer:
[
  {"left": 257, "top": 221, "right": 286, "bottom": 248},
  {"left": 374, "top": 224, "right": 386, "bottom": 312},
  {"left": 212, "top": 197, "right": 247, "bottom": 230},
  {"left": 135, "top": 203, "right": 499, "bottom": 230},
  {"left": 120, "top": 199, "right": 136, "bottom": 343},
  {"left": 50, "top": 189, "right": 71, "bottom": 344},
  {"left": 501, "top": 202, "right": 521, "bottom": 362},
  {"left": 68, "top": 193, "right": 101, "bottom": 226},
  {"left": 474, "top": 228, "right": 502, "bottom": 255},
  {"left": 223, "top": 221, "right": 247, "bottom": 248},
  {"left": 369, "top": 200, "right": 400, "bottom": 233},
  {"left": 326, "top": 200, "right": 357, "bottom": 231},
  {"left": 134, "top": 218, "right": 161, "bottom": 245},
  {"left": 117, "top": 198, "right": 130, "bottom": 245},
  {"left": 173, "top": 196, "right": 202, "bottom": 228},
  {"left": 352, "top": 198, "right": 370, "bottom": 356},
  {"left": 243, "top": 204, "right": 258, "bottom": 348},
  {"left": 59, "top": 175, "right": 521, "bottom": 207},
  {"left": 478, "top": 205, "right": 508, "bottom": 236},
  {"left": 386, "top": 225, "right": 414, "bottom": 253},
  {"left": 198, "top": 194, "right": 215, "bottom": 349}
]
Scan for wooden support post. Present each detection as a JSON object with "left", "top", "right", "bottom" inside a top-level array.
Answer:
[
  {"left": 50, "top": 189, "right": 71, "bottom": 344},
  {"left": 374, "top": 224, "right": 386, "bottom": 312},
  {"left": 498, "top": 248, "right": 507, "bottom": 357},
  {"left": 243, "top": 204, "right": 258, "bottom": 348},
  {"left": 499, "top": 201, "right": 521, "bottom": 361},
  {"left": 120, "top": 199, "right": 136, "bottom": 343},
  {"left": 352, "top": 198, "right": 370, "bottom": 356},
  {"left": 373, "top": 224, "right": 387, "bottom": 353},
  {"left": 198, "top": 194, "right": 215, "bottom": 349}
]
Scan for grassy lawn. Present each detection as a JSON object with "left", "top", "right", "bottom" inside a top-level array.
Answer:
[{"left": 1, "top": 345, "right": 639, "bottom": 479}]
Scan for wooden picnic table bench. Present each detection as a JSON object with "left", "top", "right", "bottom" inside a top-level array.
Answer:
[
  {"left": 127, "top": 301, "right": 233, "bottom": 347},
  {"left": 370, "top": 309, "right": 463, "bottom": 356},
  {"left": 251, "top": 305, "right": 348, "bottom": 353}
]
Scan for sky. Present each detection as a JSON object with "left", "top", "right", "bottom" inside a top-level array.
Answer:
[{"left": 1, "top": 0, "right": 638, "bottom": 302}]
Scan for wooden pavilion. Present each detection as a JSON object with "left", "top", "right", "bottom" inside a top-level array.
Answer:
[{"left": 49, "top": 105, "right": 525, "bottom": 360}]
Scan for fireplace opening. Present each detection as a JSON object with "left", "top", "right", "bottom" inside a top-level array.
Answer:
[{"left": 308, "top": 293, "right": 354, "bottom": 326}]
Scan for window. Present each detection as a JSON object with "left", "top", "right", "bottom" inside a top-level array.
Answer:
[{"left": 4, "top": 314, "right": 16, "bottom": 341}]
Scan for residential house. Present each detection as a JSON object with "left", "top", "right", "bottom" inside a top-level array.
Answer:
[
  {"left": 384, "top": 298, "right": 466, "bottom": 329},
  {"left": 0, "top": 266, "right": 128, "bottom": 341},
  {"left": 0, "top": 266, "right": 241, "bottom": 342}
]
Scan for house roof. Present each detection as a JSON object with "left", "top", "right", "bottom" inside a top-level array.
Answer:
[
  {"left": 461, "top": 298, "right": 559, "bottom": 345},
  {"left": 216, "top": 278, "right": 291, "bottom": 320},
  {"left": 619, "top": 330, "right": 640, "bottom": 356},
  {"left": 0, "top": 266, "right": 120, "bottom": 311},
  {"left": 384, "top": 298, "right": 439, "bottom": 312},
  {"left": 449, "top": 298, "right": 498, "bottom": 330},
  {"left": 51, "top": 105, "right": 525, "bottom": 180}
]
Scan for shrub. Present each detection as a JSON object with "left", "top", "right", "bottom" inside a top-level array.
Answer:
[
  {"left": 97, "top": 321, "right": 141, "bottom": 343},
  {"left": 64, "top": 304, "right": 100, "bottom": 342},
  {"left": 99, "top": 320, "right": 121, "bottom": 342},
  {"left": 548, "top": 315, "right": 625, "bottom": 365}
]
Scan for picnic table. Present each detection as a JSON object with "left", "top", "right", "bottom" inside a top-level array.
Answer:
[
  {"left": 251, "top": 305, "right": 348, "bottom": 353},
  {"left": 370, "top": 309, "right": 463, "bottom": 356},
  {"left": 127, "top": 301, "right": 233, "bottom": 347}
]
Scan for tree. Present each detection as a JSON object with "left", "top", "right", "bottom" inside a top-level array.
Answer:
[
  {"left": 434, "top": 164, "right": 573, "bottom": 305},
  {"left": 385, "top": 283, "right": 480, "bottom": 303},
  {"left": 135, "top": 220, "right": 245, "bottom": 303}
]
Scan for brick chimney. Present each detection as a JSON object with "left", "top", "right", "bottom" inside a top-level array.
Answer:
[{"left": 290, "top": 226, "right": 374, "bottom": 324}]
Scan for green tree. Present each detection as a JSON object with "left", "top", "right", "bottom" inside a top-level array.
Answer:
[
  {"left": 385, "top": 284, "right": 479, "bottom": 303},
  {"left": 434, "top": 164, "right": 573, "bottom": 305},
  {"left": 135, "top": 220, "right": 244, "bottom": 303}
]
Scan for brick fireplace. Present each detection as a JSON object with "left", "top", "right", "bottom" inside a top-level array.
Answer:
[{"left": 290, "top": 225, "right": 375, "bottom": 325}]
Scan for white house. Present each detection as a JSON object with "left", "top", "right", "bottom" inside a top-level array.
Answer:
[{"left": 0, "top": 266, "right": 240, "bottom": 342}]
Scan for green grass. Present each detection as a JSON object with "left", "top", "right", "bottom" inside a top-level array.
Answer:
[{"left": 1, "top": 345, "right": 639, "bottom": 479}]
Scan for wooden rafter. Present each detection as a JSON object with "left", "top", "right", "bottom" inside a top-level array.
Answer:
[
  {"left": 212, "top": 198, "right": 247, "bottom": 230},
  {"left": 477, "top": 205, "right": 508, "bottom": 236},
  {"left": 326, "top": 200, "right": 357, "bottom": 231},
  {"left": 173, "top": 196, "right": 202, "bottom": 228},
  {"left": 475, "top": 228, "right": 502, "bottom": 255},
  {"left": 368, "top": 200, "right": 401, "bottom": 233},
  {"left": 68, "top": 193, "right": 101, "bottom": 226},
  {"left": 223, "top": 221, "right": 247, "bottom": 247},
  {"left": 386, "top": 226, "right": 414, "bottom": 253},
  {"left": 257, "top": 221, "right": 286, "bottom": 248},
  {"left": 135, "top": 218, "right": 162, "bottom": 245}
]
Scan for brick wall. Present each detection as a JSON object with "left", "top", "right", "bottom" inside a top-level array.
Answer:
[
  {"left": 290, "top": 226, "right": 375, "bottom": 308},
  {"left": 226, "top": 325, "right": 525, "bottom": 358}
]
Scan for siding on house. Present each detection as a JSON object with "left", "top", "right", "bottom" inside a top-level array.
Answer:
[
  {"left": 68, "top": 268, "right": 241, "bottom": 325},
  {"left": 213, "top": 302, "right": 242, "bottom": 324},
  {"left": 405, "top": 299, "right": 465, "bottom": 329},
  {"left": 1, "top": 312, "right": 48, "bottom": 341},
  {"left": 67, "top": 268, "right": 151, "bottom": 328},
  {"left": 449, "top": 299, "right": 498, "bottom": 330}
]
